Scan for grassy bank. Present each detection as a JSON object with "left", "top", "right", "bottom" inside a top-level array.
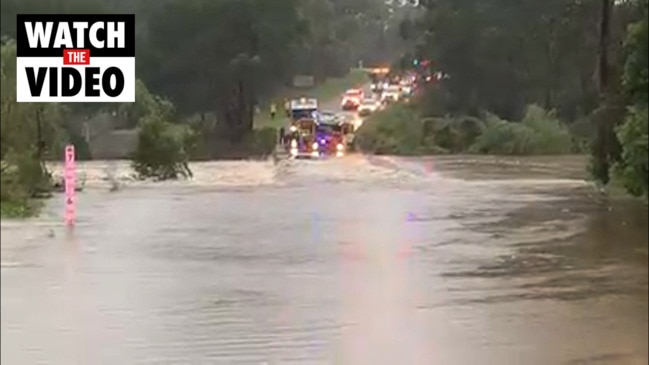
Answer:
[
  {"left": 254, "top": 69, "right": 367, "bottom": 129},
  {"left": 0, "top": 199, "right": 44, "bottom": 219},
  {"left": 1, "top": 158, "right": 52, "bottom": 219}
]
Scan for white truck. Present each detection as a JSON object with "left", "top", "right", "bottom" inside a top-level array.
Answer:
[{"left": 381, "top": 85, "right": 401, "bottom": 103}]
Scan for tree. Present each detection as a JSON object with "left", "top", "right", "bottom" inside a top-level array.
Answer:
[
  {"left": 405, "top": 0, "right": 643, "bottom": 121},
  {"left": 130, "top": 96, "right": 193, "bottom": 181},
  {"left": 614, "top": 0, "right": 648, "bottom": 199},
  {"left": 1, "top": 38, "right": 68, "bottom": 215}
]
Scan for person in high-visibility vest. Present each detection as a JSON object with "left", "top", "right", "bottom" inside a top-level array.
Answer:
[
  {"left": 270, "top": 103, "right": 277, "bottom": 119},
  {"left": 284, "top": 99, "right": 290, "bottom": 117}
]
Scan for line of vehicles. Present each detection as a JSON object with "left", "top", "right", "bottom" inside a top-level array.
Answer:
[
  {"left": 341, "top": 68, "right": 417, "bottom": 115},
  {"left": 280, "top": 67, "right": 417, "bottom": 159}
]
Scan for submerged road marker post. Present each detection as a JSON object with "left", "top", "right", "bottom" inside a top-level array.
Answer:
[{"left": 64, "top": 145, "right": 76, "bottom": 226}]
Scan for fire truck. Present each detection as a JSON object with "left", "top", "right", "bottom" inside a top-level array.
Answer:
[{"left": 284, "top": 99, "right": 350, "bottom": 158}]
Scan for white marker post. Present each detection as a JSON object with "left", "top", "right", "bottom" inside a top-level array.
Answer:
[{"left": 64, "top": 145, "right": 76, "bottom": 226}]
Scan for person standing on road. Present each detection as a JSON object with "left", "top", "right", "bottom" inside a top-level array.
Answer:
[
  {"left": 270, "top": 103, "right": 277, "bottom": 119},
  {"left": 284, "top": 99, "right": 290, "bottom": 117},
  {"left": 279, "top": 126, "right": 285, "bottom": 146}
]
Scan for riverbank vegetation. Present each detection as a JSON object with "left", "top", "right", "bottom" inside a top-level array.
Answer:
[
  {"left": 1, "top": 38, "right": 60, "bottom": 217},
  {"left": 614, "top": 4, "right": 648, "bottom": 200},
  {"left": 356, "top": 104, "right": 575, "bottom": 156},
  {"left": 359, "top": 0, "right": 648, "bottom": 199}
]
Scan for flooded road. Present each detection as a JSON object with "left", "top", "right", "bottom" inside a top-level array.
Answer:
[{"left": 2, "top": 155, "right": 647, "bottom": 365}]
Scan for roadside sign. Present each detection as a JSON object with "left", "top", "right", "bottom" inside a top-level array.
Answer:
[{"left": 64, "top": 144, "right": 76, "bottom": 226}]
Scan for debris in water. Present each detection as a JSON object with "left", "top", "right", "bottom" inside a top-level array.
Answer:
[
  {"left": 105, "top": 162, "right": 121, "bottom": 192},
  {"left": 109, "top": 182, "right": 120, "bottom": 192}
]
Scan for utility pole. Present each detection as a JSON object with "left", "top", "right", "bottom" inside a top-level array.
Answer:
[
  {"left": 592, "top": 0, "right": 614, "bottom": 184},
  {"left": 597, "top": 0, "right": 611, "bottom": 96},
  {"left": 83, "top": 120, "right": 90, "bottom": 145}
]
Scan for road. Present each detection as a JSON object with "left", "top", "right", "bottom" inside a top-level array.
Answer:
[{"left": 1, "top": 153, "right": 647, "bottom": 365}]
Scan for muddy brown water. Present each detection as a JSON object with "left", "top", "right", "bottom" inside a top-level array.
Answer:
[{"left": 2, "top": 155, "right": 647, "bottom": 365}]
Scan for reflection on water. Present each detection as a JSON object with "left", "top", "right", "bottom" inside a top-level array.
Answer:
[{"left": 2, "top": 155, "right": 647, "bottom": 365}]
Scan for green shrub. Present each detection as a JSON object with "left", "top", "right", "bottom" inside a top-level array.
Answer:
[
  {"left": 520, "top": 104, "right": 572, "bottom": 154},
  {"left": 422, "top": 115, "right": 485, "bottom": 152},
  {"left": 351, "top": 103, "right": 575, "bottom": 157},
  {"left": 469, "top": 114, "right": 534, "bottom": 154},
  {"left": 1, "top": 150, "right": 51, "bottom": 218},
  {"left": 131, "top": 110, "right": 192, "bottom": 180},
  {"left": 355, "top": 104, "right": 424, "bottom": 155},
  {"left": 1, "top": 161, "right": 29, "bottom": 206},
  {"left": 2, "top": 150, "right": 51, "bottom": 196},
  {"left": 614, "top": 106, "right": 648, "bottom": 199},
  {"left": 470, "top": 105, "right": 572, "bottom": 155}
]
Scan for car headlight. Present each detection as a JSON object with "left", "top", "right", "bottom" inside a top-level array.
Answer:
[
  {"left": 312, "top": 142, "right": 318, "bottom": 149},
  {"left": 290, "top": 139, "right": 297, "bottom": 148},
  {"left": 336, "top": 143, "right": 344, "bottom": 151}
]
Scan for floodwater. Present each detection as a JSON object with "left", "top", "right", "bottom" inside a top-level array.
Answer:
[{"left": 1, "top": 155, "right": 647, "bottom": 365}]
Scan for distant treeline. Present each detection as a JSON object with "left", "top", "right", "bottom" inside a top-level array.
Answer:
[{"left": 370, "top": 0, "right": 647, "bottom": 199}]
